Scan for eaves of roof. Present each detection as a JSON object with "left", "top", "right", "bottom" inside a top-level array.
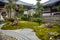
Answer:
[
  {"left": 43, "top": 0, "right": 60, "bottom": 7},
  {"left": 0, "top": 0, "right": 34, "bottom": 7}
]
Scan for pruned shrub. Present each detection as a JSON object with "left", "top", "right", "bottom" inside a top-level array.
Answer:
[
  {"left": 21, "top": 14, "right": 28, "bottom": 21},
  {"left": 32, "top": 18, "right": 42, "bottom": 25},
  {"left": 0, "top": 20, "right": 5, "bottom": 24},
  {"left": 7, "top": 18, "right": 15, "bottom": 22}
]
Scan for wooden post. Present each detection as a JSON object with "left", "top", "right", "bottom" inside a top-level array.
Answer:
[{"left": 50, "top": 7, "right": 52, "bottom": 16}]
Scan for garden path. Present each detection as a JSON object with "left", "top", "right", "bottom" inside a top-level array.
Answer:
[{"left": 0, "top": 24, "right": 40, "bottom": 40}]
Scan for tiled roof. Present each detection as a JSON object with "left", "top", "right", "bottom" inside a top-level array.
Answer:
[
  {"left": 43, "top": 0, "right": 60, "bottom": 7},
  {"left": 0, "top": 0, "right": 34, "bottom": 7}
]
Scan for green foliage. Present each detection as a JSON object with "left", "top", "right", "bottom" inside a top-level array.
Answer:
[
  {"left": 1, "top": 21, "right": 39, "bottom": 30},
  {"left": 53, "top": 24, "right": 60, "bottom": 28},
  {"left": 4, "top": 0, "right": 18, "bottom": 18},
  {"left": 15, "top": 5, "right": 24, "bottom": 18},
  {"left": 7, "top": 18, "right": 15, "bottom": 22},
  {"left": 28, "top": 10, "right": 32, "bottom": 21},
  {"left": 56, "top": 19, "right": 60, "bottom": 22},
  {"left": 33, "top": 13, "right": 39, "bottom": 17},
  {"left": 21, "top": 13, "right": 32, "bottom": 21},
  {"left": 0, "top": 20, "right": 5, "bottom": 24},
  {"left": 32, "top": 18, "right": 42, "bottom": 22},
  {"left": 35, "top": 1, "right": 43, "bottom": 18},
  {"left": 57, "top": 5, "right": 60, "bottom": 11},
  {"left": 32, "top": 18, "right": 42, "bottom": 25},
  {"left": 35, "top": 24, "right": 60, "bottom": 40},
  {"left": 5, "top": 0, "right": 17, "bottom": 9},
  {"left": 21, "top": 14, "right": 28, "bottom": 21},
  {"left": 1, "top": 20, "right": 60, "bottom": 40},
  {"left": 19, "top": 5, "right": 24, "bottom": 14}
]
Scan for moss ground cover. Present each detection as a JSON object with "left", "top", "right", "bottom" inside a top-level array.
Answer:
[
  {"left": 35, "top": 24, "right": 60, "bottom": 40},
  {"left": 1, "top": 21, "right": 39, "bottom": 30},
  {"left": 0, "top": 20, "right": 5, "bottom": 24},
  {"left": 1, "top": 21, "right": 60, "bottom": 40}
]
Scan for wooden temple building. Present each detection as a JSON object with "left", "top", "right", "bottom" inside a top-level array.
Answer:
[
  {"left": 43, "top": 0, "right": 60, "bottom": 16},
  {"left": 43, "top": 0, "right": 60, "bottom": 23}
]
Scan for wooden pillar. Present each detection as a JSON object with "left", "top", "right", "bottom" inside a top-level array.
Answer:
[{"left": 50, "top": 7, "right": 52, "bottom": 16}]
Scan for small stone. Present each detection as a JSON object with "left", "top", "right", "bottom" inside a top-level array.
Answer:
[
  {"left": 54, "top": 35, "right": 60, "bottom": 40},
  {"left": 45, "top": 23, "right": 53, "bottom": 28},
  {"left": 13, "top": 20, "right": 18, "bottom": 26}
]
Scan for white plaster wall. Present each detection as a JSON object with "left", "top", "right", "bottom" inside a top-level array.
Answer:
[
  {"left": 24, "top": 11, "right": 28, "bottom": 14},
  {"left": 42, "top": 13, "right": 51, "bottom": 16},
  {"left": 0, "top": 13, "right": 4, "bottom": 21},
  {"left": 11, "top": 11, "right": 15, "bottom": 18}
]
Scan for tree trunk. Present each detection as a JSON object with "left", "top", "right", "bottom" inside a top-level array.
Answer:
[
  {"left": 0, "top": 13, "right": 1, "bottom": 20},
  {"left": 9, "top": 9, "right": 12, "bottom": 18},
  {"left": 10, "top": 10, "right": 11, "bottom": 18},
  {"left": 50, "top": 7, "right": 52, "bottom": 16}
]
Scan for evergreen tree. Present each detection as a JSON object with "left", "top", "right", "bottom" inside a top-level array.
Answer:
[
  {"left": 57, "top": 5, "right": 60, "bottom": 11},
  {"left": 4, "top": 0, "right": 18, "bottom": 18},
  {"left": 35, "top": 0, "right": 43, "bottom": 18},
  {"left": 15, "top": 5, "right": 24, "bottom": 20},
  {"left": 32, "top": 0, "right": 44, "bottom": 25}
]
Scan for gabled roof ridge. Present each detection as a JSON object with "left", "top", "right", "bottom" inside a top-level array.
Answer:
[
  {"left": 19, "top": 0, "right": 33, "bottom": 5},
  {"left": 0, "top": 0, "right": 34, "bottom": 6}
]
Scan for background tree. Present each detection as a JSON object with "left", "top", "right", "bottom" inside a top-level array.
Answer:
[
  {"left": 15, "top": 5, "right": 24, "bottom": 20},
  {"left": 32, "top": 0, "right": 44, "bottom": 25},
  {"left": 57, "top": 5, "right": 60, "bottom": 11},
  {"left": 4, "top": 0, "right": 19, "bottom": 25},
  {"left": 28, "top": 10, "right": 32, "bottom": 21},
  {"left": 4, "top": 0, "right": 18, "bottom": 18},
  {"left": 35, "top": 0, "right": 43, "bottom": 18}
]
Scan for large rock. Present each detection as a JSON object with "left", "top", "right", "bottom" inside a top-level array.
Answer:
[
  {"left": 45, "top": 23, "right": 53, "bottom": 28},
  {"left": 54, "top": 35, "right": 60, "bottom": 40}
]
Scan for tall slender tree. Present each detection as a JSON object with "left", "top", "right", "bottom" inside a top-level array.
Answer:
[
  {"left": 4, "top": 0, "right": 18, "bottom": 18},
  {"left": 33, "top": 0, "right": 43, "bottom": 25},
  {"left": 28, "top": 10, "right": 32, "bottom": 21},
  {"left": 35, "top": 0, "right": 43, "bottom": 18},
  {"left": 15, "top": 5, "right": 24, "bottom": 20}
]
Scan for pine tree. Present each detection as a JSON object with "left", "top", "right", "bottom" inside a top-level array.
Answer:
[{"left": 35, "top": 0, "right": 43, "bottom": 18}]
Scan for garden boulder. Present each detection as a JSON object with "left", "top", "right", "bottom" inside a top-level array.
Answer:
[{"left": 45, "top": 23, "right": 53, "bottom": 28}]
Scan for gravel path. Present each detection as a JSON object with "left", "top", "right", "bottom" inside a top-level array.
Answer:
[
  {"left": 0, "top": 24, "right": 3, "bottom": 29},
  {"left": 0, "top": 24, "right": 40, "bottom": 40},
  {"left": 1, "top": 29, "right": 40, "bottom": 40}
]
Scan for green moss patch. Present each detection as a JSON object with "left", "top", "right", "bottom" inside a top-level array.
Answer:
[
  {"left": 35, "top": 24, "right": 60, "bottom": 40},
  {"left": 1, "top": 21, "right": 39, "bottom": 30},
  {"left": 1, "top": 21, "right": 60, "bottom": 40}
]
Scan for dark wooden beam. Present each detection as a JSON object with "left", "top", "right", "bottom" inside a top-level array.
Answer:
[{"left": 50, "top": 7, "right": 52, "bottom": 16}]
